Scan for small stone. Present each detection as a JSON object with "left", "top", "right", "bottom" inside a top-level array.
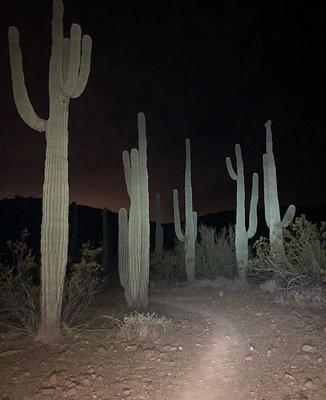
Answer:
[
  {"left": 284, "top": 372, "right": 295, "bottom": 380},
  {"left": 37, "top": 386, "right": 56, "bottom": 396},
  {"left": 66, "top": 387, "right": 78, "bottom": 397},
  {"left": 163, "top": 345, "right": 178, "bottom": 352},
  {"left": 122, "top": 388, "right": 131, "bottom": 396},
  {"left": 81, "top": 377, "right": 91, "bottom": 386},
  {"left": 304, "top": 379, "right": 313, "bottom": 388},
  {"left": 301, "top": 344, "right": 317, "bottom": 353},
  {"left": 97, "top": 346, "right": 106, "bottom": 355},
  {"left": 317, "top": 356, "right": 323, "bottom": 363},
  {"left": 48, "top": 372, "right": 58, "bottom": 385},
  {"left": 245, "top": 355, "right": 253, "bottom": 361},
  {"left": 125, "top": 344, "right": 138, "bottom": 351}
]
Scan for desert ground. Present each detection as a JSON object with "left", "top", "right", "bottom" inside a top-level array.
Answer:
[{"left": 0, "top": 282, "right": 325, "bottom": 400}]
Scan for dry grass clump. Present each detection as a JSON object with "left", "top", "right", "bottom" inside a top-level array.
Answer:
[{"left": 120, "top": 312, "right": 174, "bottom": 341}]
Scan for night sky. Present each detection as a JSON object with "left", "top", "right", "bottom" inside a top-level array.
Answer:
[{"left": 0, "top": 2, "right": 325, "bottom": 222}]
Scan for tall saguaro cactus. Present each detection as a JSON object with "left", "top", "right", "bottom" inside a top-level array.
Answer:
[
  {"left": 173, "top": 138, "right": 197, "bottom": 283},
  {"left": 155, "top": 193, "right": 164, "bottom": 255},
  {"left": 8, "top": 0, "right": 92, "bottom": 341},
  {"left": 263, "top": 120, "right": 295, "bottom": 258},
  {"left": 118, "top": 112, "right": 150, "bottom": 308},
  {"left": 226, "top": 144, "right": 259, "bottom": 282}
]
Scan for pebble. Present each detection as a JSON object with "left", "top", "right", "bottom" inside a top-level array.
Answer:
[
  {"left": 304, "top": 379, "right": 313, "bottom": 388},
  {"left": 301, "top": 344, "right": 317, "bottom": 352},
  {"left": 48, "top": 372, "right": 58, "bottom": 385}
]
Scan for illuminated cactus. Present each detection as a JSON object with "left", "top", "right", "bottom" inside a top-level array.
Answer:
[
  {"left": 173, "top": 138, "right": 197, "bottom": 283},
  {"left": 226, "top": 144, "right": 259, "bottom": 283},
  {"left": 119, "top": 112, "right": 150, "bottom": 308},
  {"left": 118, "top": 208, "right": 129, "bottom": 293},
  {"left": 263, "top": 120, "right": 295, "bottom": 257},
  {"left": 155, "top": 193, "right": 164, "bottom": 255},
  {"left": 8, "top": 0, "right": 92, "bottom": 341}
]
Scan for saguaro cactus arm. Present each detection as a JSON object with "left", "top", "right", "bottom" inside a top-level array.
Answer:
[
  {"left": 8, "top": 27, "right": 47, "bottom": 132},
  {"left": 173, "top": 189, "right": 185, "bottom": 241},
  {"left": 247, "top": 172, "right": 259, "bottom": 238},
  {"left": 123, "top": 151, "right": 132, "bottom": 197},
  {"left": 282, "top": 205, "right": 296, "bottom": 228},
  {"left": 62, "top": 24, "right": 81, "bottom": 95},
  {"left": 226, "top": 144, "right": 243, "bottom": 181},
  {"left": 226, "top": 156, "right": 237, "bottom": 180},
  {"left": 71, "top": 34, "right": 92, "bottom": 98}
]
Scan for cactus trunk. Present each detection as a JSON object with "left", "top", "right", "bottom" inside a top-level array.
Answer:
[
  {"left": 173, "top": 139, "right": 197, "bottom": 283},
  {"left": 119, "top": 113, "right": 150, "bottom": 308},
  {"left": 226, "top": 144, "right": 259, "bottom": 283},
  {"left": 263, "top": 121, "right": 295, "bottom": 259},
  {"left": 8, "top": 0, "right": 91, "bottom": 341}
]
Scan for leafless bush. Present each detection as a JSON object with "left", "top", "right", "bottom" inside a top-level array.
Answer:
[
  {"left": 120, "top": 312, "right": 174, "bottom": 341},
  {"left": 61, "top": 241, "right": 102, "bottom": 329},
  {"left": 150, "top": 241, "right": 186, "bottom": 288},
  {"left": 196, "top": 224, "right": 236, "bottom": 279},
  {"left": 275, "top": 286, "right": 326, "bottom": 309},
  {"left": 0, "top": 229, "right": 39, "bottom": 333},
  {"left": 249, "top": 216, "right": 326, "bottom": 294}
]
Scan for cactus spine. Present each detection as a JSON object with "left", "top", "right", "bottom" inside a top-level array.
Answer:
[
  {"left": 118, "top": 112, "right": 150, "bottom": 308},
  {"left": 173, "top": 138, "right": 197, "bottom": 283},
  {"left": 226, "top": 144, "right": 259, "bottom": 282},
  {"left": 263, "top": 120, "right": 295, "bottom": 257},
  {"left": 155, "top": 193, "right": 164, "bottom": 254},
  {"left": 8, "top": 0, "right": 92, "bottom": 341}
]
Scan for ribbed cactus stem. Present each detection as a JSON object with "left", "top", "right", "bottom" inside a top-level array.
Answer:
[
  {"left": 119, "top": 113, "right": 150, "bottom": 308},
  {"left": 118, "top": 208, "right": 129, "bottom": 291},
  {"left": 8, "top": 0, "right": 92, "bottom": 341},
  {"left": 155, "top": 193, "right": 164, "bottom": 254},
  {"left": 226, "top": 144, "right": 259, "bottom": 283},
  {"left": 263, "top": 120, "right": 295, "bottom": 258},
  {"left": 173, "top": 138, "right": 197, "bottom": 283}
]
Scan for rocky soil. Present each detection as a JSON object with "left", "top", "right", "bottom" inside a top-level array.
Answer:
[{"left": 0, "top": 284, "right": 325, "bottom": 400}]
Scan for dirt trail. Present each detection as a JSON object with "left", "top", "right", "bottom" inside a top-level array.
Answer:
[
  {"left": 0, "top": 286, "right": 325, "bottom": 400},
  {"left": 152, "top": 295, "right": 250, "bottom": 399}
]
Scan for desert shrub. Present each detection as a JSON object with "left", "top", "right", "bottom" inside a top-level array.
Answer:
[
  {"left": 0, "top": 229, "right": 39, "bottom": 333},
  {"left": 120, "top": 312, "right": 173, "bottom": 341},
  {"left": 196, "top": 224, "right": 237, "bottom": 280},
  {"left": 150, "top": 241, "right": 186, "bottom": 288},
  {"left": 61, "top": 241, "right": 103, "bottom": 329},
  {"left": 249, "top": 216, "right": 326, "bottom": 292}
]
